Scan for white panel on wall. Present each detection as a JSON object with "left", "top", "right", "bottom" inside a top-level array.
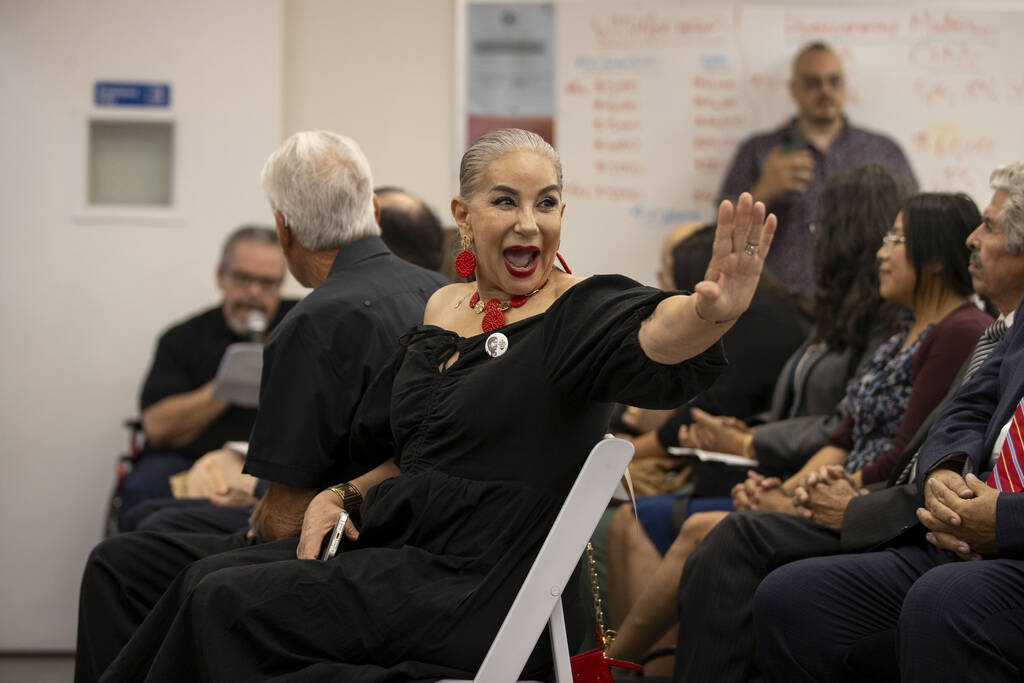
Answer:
[{"left": 88, "top": 119, "right": 175, "bottom": 206}]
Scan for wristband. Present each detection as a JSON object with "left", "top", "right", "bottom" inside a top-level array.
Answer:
[
  {"left": 694, "top": 299, "right": 738, "bottom": 326},
  {"left": 327, "top": 481, "right": 363, "bottom": 514}
]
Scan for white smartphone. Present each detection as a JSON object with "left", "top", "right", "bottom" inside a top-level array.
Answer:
[{"left": 318, "top": 510, "right": 349, "bottom": 561}]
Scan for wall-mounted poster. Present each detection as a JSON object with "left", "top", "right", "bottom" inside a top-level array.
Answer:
[{"left": 459, "top": 2, "right": 556, "bottom": 150}]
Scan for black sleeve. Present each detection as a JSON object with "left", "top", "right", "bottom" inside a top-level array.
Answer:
[
  {"left": 244, "top": 307, "right": 401, "bottom": 489},
  {"left": 541, "top": 275, "right": 727, "bottom": 409},
  {"left": 139, "top": 327, "right": 194, "bottom": 410},
  {"left": 348, "top": 348, "right": 406, "bottom": 474},
  {"left": 652, "top": 291, "right": 810, "bottom": 449}
]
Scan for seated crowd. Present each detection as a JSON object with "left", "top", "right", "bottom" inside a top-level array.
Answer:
[
  {"left": 76, "top": 124, "right": 1024, "bottom": 680},
  {"left": 602, "top": 162, "right": 1024, "bottom": 680}
]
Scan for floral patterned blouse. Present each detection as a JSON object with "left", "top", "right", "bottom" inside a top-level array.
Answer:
[
  {"left": 839, "top": 322, "right": 926, "bottom": 474},
  {"left": 827, "top": 303, "right": 992, "bottom": 485}
]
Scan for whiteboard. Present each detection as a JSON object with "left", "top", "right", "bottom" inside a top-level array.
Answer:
[{"left": 554, "top": 3, "right": 1024, "bottom": 285}]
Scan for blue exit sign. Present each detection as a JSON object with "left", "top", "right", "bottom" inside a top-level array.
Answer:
[{"left": 94, "top": 81, "right": 171, "bottom": 107}]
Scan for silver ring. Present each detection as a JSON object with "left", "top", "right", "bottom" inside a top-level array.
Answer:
[{"left": 744, "top": 243, "right": 758, "bottom": 256}]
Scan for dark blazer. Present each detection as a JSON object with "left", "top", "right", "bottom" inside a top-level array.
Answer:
[
  {"left": 917, "top": 308, "right": 1024, "bottom": 479},
  {"left": 751, "top": 326, "right": 887, "bottom": 475},
  {"left": 915, "top": 298, "right": 1024, "bottom": 552},
  {"left": 839, "top": 351, "right": 974, "bottom": 551}
]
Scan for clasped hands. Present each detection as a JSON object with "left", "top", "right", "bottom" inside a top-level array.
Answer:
[
  {"left": 732, "top": 465, "right": 867, "bottom": 526},
  {"left": 791, "top": 465, "right": 867, "bottom": 530},
  {"left": 628, "top": 457, "right": 690, "bottom": 496},
  {"left": 731, "top": 470, "right": 790, "bottom": 513},
  {"left": 296, "top": 489, "right": 361, "bottom": 560},
  {"left": 917, "top": 468, "right": 999, "bottom": 561},
  {"left": 684, "top": 407, "right": 751, "bottom": 455}
]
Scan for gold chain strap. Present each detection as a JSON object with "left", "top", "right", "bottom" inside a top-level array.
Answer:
[{"left": 585, "top": 541, "right": 616, "bottom": 651}]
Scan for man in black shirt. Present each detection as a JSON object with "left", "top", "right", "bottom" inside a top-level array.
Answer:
[
  {"left": 121, "top": 226, "right": 294, "bottom": 520},
  {"left": 127, "top": 188, "right": 452, "bottom": 534},
  {"left": 76, "top": 131, "right": 448, "bottom": 682}
]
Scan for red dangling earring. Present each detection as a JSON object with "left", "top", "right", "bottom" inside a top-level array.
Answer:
[
  {"left": 455, "top": 234, "right": 476, "bottom": 278},
  {"left": 556, "top": 252, "right": 572, "bottom": 274}
]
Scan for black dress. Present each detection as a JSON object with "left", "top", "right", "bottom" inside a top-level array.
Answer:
[{"left": 101, "top": 276, "right": 725, "bottom": 682}]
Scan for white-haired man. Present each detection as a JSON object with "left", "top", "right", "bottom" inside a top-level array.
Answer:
[
  {"left": 244, "top": 131, "right": 447, "bottom": 541},
  {"left": 75, "top": 131, "right": 447, "bottom": 683}
]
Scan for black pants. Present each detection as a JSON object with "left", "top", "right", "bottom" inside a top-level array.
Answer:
[
  {"left": 119, "top": 497, "right": 252, "bottom": 534},
  {"left": 75, "top": 530, "right": 251, "bottom": 683},
  {"left": 755, "top": 540, "right": 1024, "bottom": 682},
  {"left": 672, "top": 510, "right": 841, "bottom": 683},
  {"left": 77, "top": 531, "right": 560, "bottom": 682}
]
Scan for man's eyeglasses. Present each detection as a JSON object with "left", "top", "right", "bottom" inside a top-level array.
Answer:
[
  {"left": 800, "top": 75, "right": 844, "bottom": 91},
  {"left": 882, "top": 231, "right": 906, "bottom": 256},
  {"left": 224, "top": 269, "right": 282, "bottom": 291}
]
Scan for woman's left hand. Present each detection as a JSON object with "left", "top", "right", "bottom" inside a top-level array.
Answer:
[{"left": 694, "top": 192, "right": 776, "bottom": 322}]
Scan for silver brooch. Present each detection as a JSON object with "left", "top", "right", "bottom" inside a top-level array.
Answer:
[{"left": 484, "top": 332, "right": 508, "bottom": 358}]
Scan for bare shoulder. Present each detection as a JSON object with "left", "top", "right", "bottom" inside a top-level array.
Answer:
[
  {"left": 424, "top": 283, "right": 473, "bottom": 325},
  {"left": 550, "top": 272, "right": 586, "bottom": 298}
]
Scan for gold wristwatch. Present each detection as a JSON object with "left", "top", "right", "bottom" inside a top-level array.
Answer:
[{"left": 328, "top": 482, "right": 363, "bottom": 514}]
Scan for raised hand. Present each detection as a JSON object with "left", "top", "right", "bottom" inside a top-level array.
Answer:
[{"left": 693, "top": 193, "right": 777, "bottom": 324}]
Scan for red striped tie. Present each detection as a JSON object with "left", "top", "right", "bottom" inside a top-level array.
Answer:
[{"left": 988, "top": 397, "right": 1024, "bottom": 492}]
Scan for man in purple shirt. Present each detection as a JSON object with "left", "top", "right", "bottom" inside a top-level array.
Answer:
[{"left": 718, "top": 42, "right": 917, "bottom": 299}]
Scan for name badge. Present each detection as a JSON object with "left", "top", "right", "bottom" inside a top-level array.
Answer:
[{"left": 485, "top": 332, "right": 508, "bottom": 358}]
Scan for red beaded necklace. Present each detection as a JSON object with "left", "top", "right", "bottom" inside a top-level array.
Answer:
[{"left": 468, "top": 280, "right": 548, "bottom": 332}]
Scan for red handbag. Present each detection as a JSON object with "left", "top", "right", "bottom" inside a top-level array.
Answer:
[
  {"left": 570, "top": 643, "right": 642, "bottom": 680},
  {"left": 569, "top": 543, "right": 642, "bottom": 680}
]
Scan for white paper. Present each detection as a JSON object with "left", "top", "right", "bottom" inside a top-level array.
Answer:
[
  {"left": 210, "top": 342, "right": 263, "bottom": 408},
  {"left": 222, "top": 441, "right": 249, "bottom": 456},
  {"left": 668, "top": 446, "right": 758, "bottom": 468}
]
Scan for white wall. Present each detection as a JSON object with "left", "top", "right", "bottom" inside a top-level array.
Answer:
[
  {"left": 0, "top": 0, "right": 286, "bottom": 649},
  {"left": 284, "top": 0, "right": 457, "bottom": 224},
  {"left": 0, "top": 0, "right": 456, "bottom": 653}
]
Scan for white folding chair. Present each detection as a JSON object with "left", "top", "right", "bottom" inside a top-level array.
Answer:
[{"left": 439, "top": 436, "right": 635, "bottom": 683}]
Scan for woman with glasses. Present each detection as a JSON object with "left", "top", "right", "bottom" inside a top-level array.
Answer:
[{"left": 706, "top": 191, "right": 989, "bottom": 495}]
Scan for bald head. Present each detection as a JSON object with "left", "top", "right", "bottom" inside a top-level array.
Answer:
[
  {"left": 789, "top": 43, "right": 845, "bottom": 126},
  {"left": 375, "top": 187, "right": 444, "bottom": 271}
]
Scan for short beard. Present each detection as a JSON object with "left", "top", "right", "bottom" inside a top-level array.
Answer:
[{"left": 225, "top": 304, "right": 267, "bottom": 337}]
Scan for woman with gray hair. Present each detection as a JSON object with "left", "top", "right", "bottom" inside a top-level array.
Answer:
[{"left": 98, "top": 128, "right": 777, "bottom": 681}]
